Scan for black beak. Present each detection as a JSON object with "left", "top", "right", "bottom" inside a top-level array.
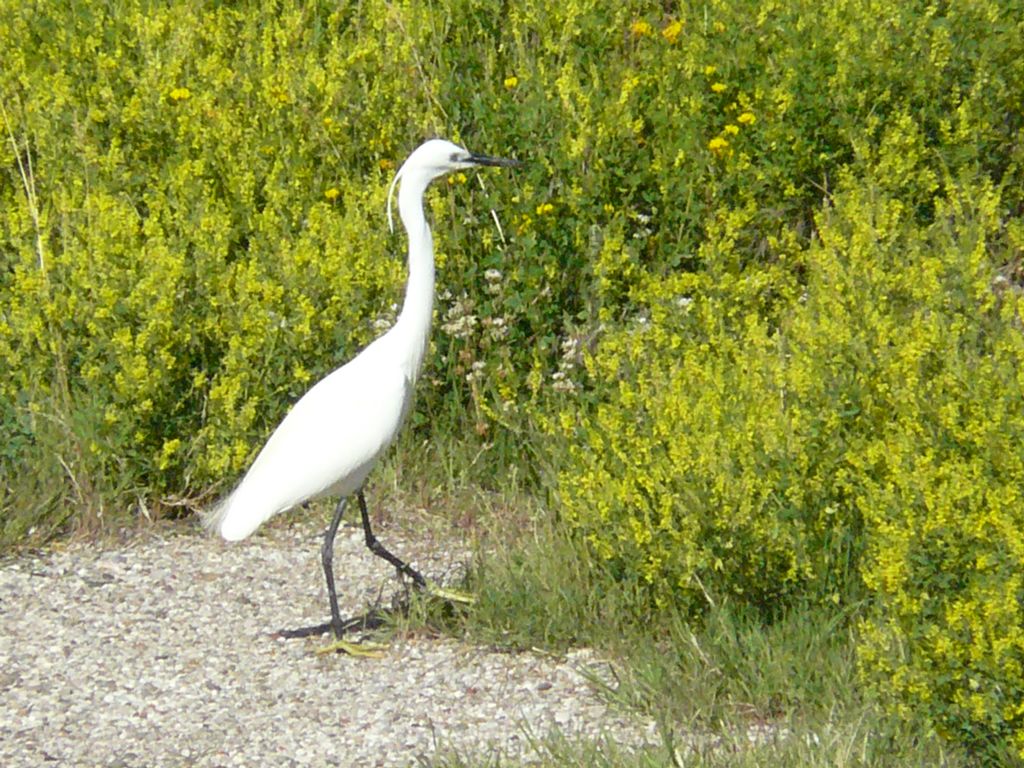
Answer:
[{"left": 469, "top": 153, "right": 521, "bottom": 168}]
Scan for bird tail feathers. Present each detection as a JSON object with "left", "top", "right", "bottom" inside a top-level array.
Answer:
[
  {"left": 200, "top": 495, "right": 228, "bottom": 535},
  {"left": 201, "top": 488, "right": 271, "bottom": 542}
]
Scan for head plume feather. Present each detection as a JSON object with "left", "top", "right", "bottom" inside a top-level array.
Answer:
[{"left": 386, "top": 163, "right": 405, "bottom": 235}]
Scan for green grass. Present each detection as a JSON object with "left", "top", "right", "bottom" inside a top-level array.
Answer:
[
  {"left": 362, "top": 442, "right": 978, "bottom": 766},
  {"left": 4, "top": 0, "right": 1022, "bottom": 758},
  {"left": 403, "top": 507, "right": 973, "bottom": 768}
]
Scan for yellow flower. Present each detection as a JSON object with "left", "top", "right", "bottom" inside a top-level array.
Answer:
[
  {"left": 324, "top": 187, "right": 340, "bottom": 201},
  {"left": 503, "top": 75, "right": 519, "bottom": 89},
  {"left": 158, "top": 438, "right": 182, "bottom": 471},
  {"left": 322, "top": 116, "right": 334, "bottom": 127},
  {"left": 704, "top": 65, "right": 717, "bottom": 76},
  {"left": 536, "top": 202, "right": 555, "bottom": 216},
  {"left": 724, "top": 124, "right": 739, "bottom": 135},
  {"left": 738, "top": 111, "right": 756, "bottom": 125},
  {"left": 630, "top": 20, "right": 652, "bottom": 36},
  {"left": 662, "top": 20, "right": 684, "bottom": 43},
  {"left": 711, "top": 82, "right": 727, "bottom": 93},
  {"left": 169, "top": 87, "right": 191, "bottom": 102},
  {"left": 708, "top": 136, "right": 729, "bottom": 153},
  {"left": 447, "top": 172, "right": 468, "bottom": 186},
  {"left": 378, "top": 158, "right": 395, "bottom": 171}
]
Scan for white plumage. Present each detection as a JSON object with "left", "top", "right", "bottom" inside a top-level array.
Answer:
[
  {"left": 211, "top": 346, "right": 411, "bottom": 541},
  {"left": 204, "top": 138, "right": 517, "bottom": 645}
]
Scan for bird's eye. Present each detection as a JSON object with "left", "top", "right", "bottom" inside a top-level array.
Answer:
[{"left": 449, "top": 152, "right": 461, "bottom": 163}]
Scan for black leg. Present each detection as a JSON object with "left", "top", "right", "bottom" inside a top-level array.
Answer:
[
  {"left": 321, "top": 496, "right": 349, "bottom": 637},
  {"left": 273, "top": 491, "right": 434, "bottom": 642},
  {"left": 358, "top": 490, "right": 427, "bottom": 589},
  {"left": 273, "top": 496, "right": 349, "bottom": 640}
]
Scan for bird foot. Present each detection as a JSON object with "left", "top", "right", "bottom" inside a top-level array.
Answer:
[
  {"left": 272, "top": 609, "right": 388, "bottom": 641},
  {"left": 271, "top": 622, "right": 333, "bottom": 640}
]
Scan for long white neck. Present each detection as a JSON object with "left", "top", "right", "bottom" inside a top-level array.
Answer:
[{"left": 392, "top": 172, "right": 435, "bottom": 382}]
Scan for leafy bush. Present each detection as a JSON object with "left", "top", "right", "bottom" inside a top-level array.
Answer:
[
  {"left": 0, "top": 0, "right": 518, "bottom": 529},
  {"left": 547, "top": 0, "right": 1024, "bottom": 755},
  {"left": 845, "top": 187, "right": 1024, "bottom": 759},
  {"left": 560, "top": 171, "right": 1024, "bottom": 756},
  {"left": 3, "top": 0, "right": 1024, "bottom": 757}
]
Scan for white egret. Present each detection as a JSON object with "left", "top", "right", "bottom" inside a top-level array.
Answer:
[{"left": 205, "top": 139, "right": 518, "bottom": 652}]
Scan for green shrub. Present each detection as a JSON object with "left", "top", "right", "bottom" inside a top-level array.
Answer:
[
  {"left": 557, "top": 215, "right": 826, "bottom": 615},
  {"left": 0, "top": 0, "right": 515, "bottom": 528},
  {"left": 2, "top": 2, "right": 399, "bottom": 521},
  {"left": 2, "top": 0, "right": 1024, "bottom": 756},
  {"left": 5, "top": 0, "right": 1020, "bottom": 515},
  {"left": 796, "top": 177, "right": 1024, "bottom": 760},
  {"left": 558, "top": 175, "right": 1024, "bottom": 754},
  {"left": 847, "top": 191, "right": 1024, "bottom": 760},
  {"left": 546, "top": 0, "right": 1024, "bottom": 755}
]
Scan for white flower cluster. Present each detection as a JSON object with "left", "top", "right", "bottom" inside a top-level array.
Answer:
[
  {"left": 483, "top": 315, "right": 508, "bottom": 342},
  {"left": 372, "top": 302, "right": 399, "bottom": 333},
  {"left": 484, "top": 268, "right": 503, "bottom": 296},
  {"left": 465, "top": 359, "right": 486, "bottom": 383},
  {"left": 553, "top": 335, "right": 580, "bottom": 393},
  {"left": 632, "top": 211, "right": 653, "bottom": 240},
  {"left": 439, "top": 274, "right": 515, "bottom": 386},
  {"left": 441, "top": 293, "right": 478, "bottom": 339}
]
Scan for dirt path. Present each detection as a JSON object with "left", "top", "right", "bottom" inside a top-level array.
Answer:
[{"left": 0, "top": 520, "right": 654, "bottom": 766}]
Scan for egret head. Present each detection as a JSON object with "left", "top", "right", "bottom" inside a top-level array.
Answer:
[{"left": 387, "top": 139, "right": 518, "bottom": 232}]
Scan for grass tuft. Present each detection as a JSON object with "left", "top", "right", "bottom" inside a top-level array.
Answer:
[{"left": 412, "top": 508, "right": 972, "bottom": 768}]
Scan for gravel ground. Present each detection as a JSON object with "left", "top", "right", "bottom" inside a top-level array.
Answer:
[{"left": 0, "top": 519, "right": 656, "bottom": 766}]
